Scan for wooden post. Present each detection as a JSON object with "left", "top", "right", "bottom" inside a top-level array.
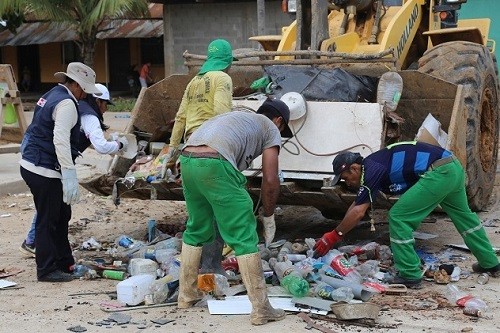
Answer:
[
  {"left": 311, "top": 0, "right": 329, "bottom": 51},
  {"left": 0, "top": 64, "right": 27, "bottom": 138}
]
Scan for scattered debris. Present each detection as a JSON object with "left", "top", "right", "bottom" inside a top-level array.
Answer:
[
  {"left": 66, "top": 325, "right": 87, "bottom": 332},
  {"left": 0, "top": 267, "right": 24, "bottom": 278},
  {"left": 107, "top": 312, "right": 131, "bottom": 325},
  {"left": 150, "top": 318, "right": 175, "bottom": 325},
  {"left": 297, "top": 312, "right": 338, "bottom": 333}
]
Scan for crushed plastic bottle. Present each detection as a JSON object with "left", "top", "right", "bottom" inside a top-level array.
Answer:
[
  {"left": 146, "top": 275, "right": 172, "bottom": 305},
  {"left": 277, "top": 242, "right": 293, "bottom": 262},
  {"left": 377, "top": 71, "right": 403, "bottom": 112},
  {"left": 116, "top": 235, "right": 144, "bottom": 249},
  {"left": 197, "top": 273, "right": 230, "bottom": 296},
  {"left": 154, "top": 237, "right": 182, "bottom": 252},
  {"left": 445, "top": 284, "right": 488, "bottom": 316}
]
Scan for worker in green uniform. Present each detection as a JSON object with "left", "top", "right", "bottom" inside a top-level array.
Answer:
[{"left": 313, "top": 141, "right": 499, "bottom": 287}]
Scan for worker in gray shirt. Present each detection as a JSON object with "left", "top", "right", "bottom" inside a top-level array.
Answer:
[{"left": 177, "top": 99, "right": 293, "bottom": 325}]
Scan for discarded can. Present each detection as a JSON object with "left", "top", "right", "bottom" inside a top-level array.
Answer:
[
  {"left": 477, "top": 273, "right": 489, "bottom": 285},
  {"left": 102, "top": 270, "right": 127, "bottom": 281}
]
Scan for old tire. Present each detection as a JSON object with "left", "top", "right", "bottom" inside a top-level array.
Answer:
[{"left": 418, "top": 41, "right": 499, "bottom": 210}]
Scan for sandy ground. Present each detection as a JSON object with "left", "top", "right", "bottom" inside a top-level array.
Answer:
[{"left": 0, "top": 166, "right": 499, "bottom": 333}]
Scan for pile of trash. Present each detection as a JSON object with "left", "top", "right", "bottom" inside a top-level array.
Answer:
[{"left": 73, "top": 226, "right": 490, "bottom": 319}]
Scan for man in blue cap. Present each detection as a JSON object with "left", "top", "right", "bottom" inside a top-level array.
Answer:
[
  {"left": 313, "top": 141, "right": 499, "bottom": 287},
  {"left": 177, "top": 98, "right": 292, "bottom": 325}
]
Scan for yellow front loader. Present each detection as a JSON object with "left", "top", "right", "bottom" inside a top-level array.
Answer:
[{"left": 82, "top": 0, "right": 499, "bottom": 217}]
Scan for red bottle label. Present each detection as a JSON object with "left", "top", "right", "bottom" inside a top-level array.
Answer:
[{"left": 330, "top": 254, "right": 353, "bottom": 276}]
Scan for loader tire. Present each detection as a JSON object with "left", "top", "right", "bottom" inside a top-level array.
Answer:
[{"left": 418, "top": 41, "right": 499, "bottom": 210}]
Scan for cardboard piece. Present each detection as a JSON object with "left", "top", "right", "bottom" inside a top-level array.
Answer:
[
  {"left": 415, "top": 113, "right": 448, "bottom": 148},
  {"left": 207, "top": 295, "right": 328, "bottom": 316},
  {"left": 0, "top": 267, "right": 24, "bottom": 278}
]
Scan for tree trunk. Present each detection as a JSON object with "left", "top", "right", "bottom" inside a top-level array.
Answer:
[{"left": 80, "top": 34, "right": 97, "bottom": 68}]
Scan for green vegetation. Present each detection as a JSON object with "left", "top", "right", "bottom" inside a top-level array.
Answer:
[{"left": 108, "top": 97, "right": 136, "bottom": 112}]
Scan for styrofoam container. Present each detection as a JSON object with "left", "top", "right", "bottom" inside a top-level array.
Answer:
[
  {"left": 117, "top": 274, "right": 156, "bottom": 306},
  {"left": 128, "top": 258, "right": 158, "bottom": 277}
]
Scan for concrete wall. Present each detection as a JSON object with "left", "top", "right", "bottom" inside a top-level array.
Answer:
[{"left": 165, "top": 1, "right": 294, "bottom": 74}]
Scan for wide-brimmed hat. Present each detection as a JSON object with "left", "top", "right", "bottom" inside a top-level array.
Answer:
[
  {"left": 93, "top": 83, "right": 114, "bottom": 105},
  {"left": 198, "top": 39, "right": 237, "bottom": 75},
  {"left": 331, "top": 151, "right": 363, "bottom": 185},
  {"left": 257, "top": 98, "right": 293, "bottom": 138},
  {"left": 54, "top": 62, "right": 102, "bottom": 95}
]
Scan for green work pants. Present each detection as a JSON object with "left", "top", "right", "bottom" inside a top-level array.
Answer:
[
  {"left": 388, "top": 159, "right": 499, "bottom": 279},
  {"left": 179, "top": 155, "right": 259, "bottom": 256}
]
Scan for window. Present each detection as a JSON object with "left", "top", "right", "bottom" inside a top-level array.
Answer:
[
  {"left": 140, "top": 37, "right": 164, "bottom": 65},
  {"left": 61, "top": 41, "right": 81, "bottom": 64}
]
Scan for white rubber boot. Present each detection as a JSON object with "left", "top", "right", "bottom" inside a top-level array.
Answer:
[
  {"left": 237, "top": 252, "right": 286, "bottom": 325},
  {"left": 178, "top": 242, "right": 203, "bottom": 309}
]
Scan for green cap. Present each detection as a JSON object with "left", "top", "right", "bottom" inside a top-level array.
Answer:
[{"left": 198, "top": 39, "right": 236, "bottom": 75}]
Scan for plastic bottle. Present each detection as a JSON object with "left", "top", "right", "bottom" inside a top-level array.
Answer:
[
  {"left": 445, "top": 284, "right": 488, "bottom": 315},
  {"left": 146, "top": 275, "right": 172, "bottom": 304},
  {"left": 330, "top": 286, "right": 354, "bottom": 302},
  {"left": 322, "top": 249, "right": 363, "bottom": 284},
  {"left": 72, "top": 264, "right": 91, "bottom": 278},
  {"left": 116, "top": 235, "right": 143, "bottom": 249},
  {"left": 280, "top": 271, "right": 310, "bottom": 297},
  {"left": 271, "top": 259, "right": 295, "bottom": 280},
  {"left": 377, "top": 71, "right": 403, "bottom": 112},
  {"left": 313, "top": 281, "right": 335, "bottom": 300},
  {"left": 102, "top": 270, "right": 128, "bottom": 281},
  {"left": 130, "top": 245, "right": 156, "bottom": 259},
  {"left": 277, "top": 242, "right": 293, "bottom": 262},
  {"left": 152, "top": 248, "right": 178, "bottom": 265},
  {"left": 477, "top": 273, "right": 489, "bottom": 285},
  {"left": 154, "top": 237, "right": 182, "bottom": 252},
  {"left": 314, "top": 283, "right": 354, "bottom": 302}
]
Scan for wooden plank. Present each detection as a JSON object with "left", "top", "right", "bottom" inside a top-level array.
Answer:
[{"left": 0, "top": 64, "right": 27, "bottom": 137}]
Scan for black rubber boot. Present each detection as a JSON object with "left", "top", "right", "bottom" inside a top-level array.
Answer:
[{"left": 200, "top": 225, "right": 228, "bottom": 276}]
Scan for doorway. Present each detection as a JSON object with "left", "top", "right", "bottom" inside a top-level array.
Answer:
[{"left": 17, "top": 45, "right": 40, "bottom": 93}]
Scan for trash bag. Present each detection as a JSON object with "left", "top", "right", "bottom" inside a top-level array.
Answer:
[{"left": 264, "top": 65, "right": 378, "bottom": 102}]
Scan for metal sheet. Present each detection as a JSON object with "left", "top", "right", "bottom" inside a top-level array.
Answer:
[{"left": 0, "top": 4, "right": 163, "bottom": 46}]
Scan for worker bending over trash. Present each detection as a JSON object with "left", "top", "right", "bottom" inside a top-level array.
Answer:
[
  {"left": 177, "top": 98, "right": 293, "bottom": 325},
  {"left": 313, "top": 141, "right": 499, "bottom": 287}
]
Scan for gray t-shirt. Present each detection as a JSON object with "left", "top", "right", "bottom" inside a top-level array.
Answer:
[{"left": 184, "top": 111, "right": 282, "bottom": 171}]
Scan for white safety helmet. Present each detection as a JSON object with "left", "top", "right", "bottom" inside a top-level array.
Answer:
[
  {"left": 93, "top": 83, "right": 115, "bottom": 105},
  {"left": 280, "top": 92, "right": 306, "bottom": 120}
]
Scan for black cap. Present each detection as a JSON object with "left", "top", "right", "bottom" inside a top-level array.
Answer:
[
  {"left": 257, "top": 98, "right": 293, "bottom": 138},
  {"left": 331, "top": 151, "right": 363, "bottom": 185}
]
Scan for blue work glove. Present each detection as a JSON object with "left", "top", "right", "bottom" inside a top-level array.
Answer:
[{"left": 61, "top": 168, "right": 80, "bottom": 205}]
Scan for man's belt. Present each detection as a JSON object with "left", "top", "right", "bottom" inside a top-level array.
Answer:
[
  {"left": 181, "top": 151, "right": 226, "bottom": 160},
  {"left": 428, "top": 155, "right": 457, "bottom": 171}
]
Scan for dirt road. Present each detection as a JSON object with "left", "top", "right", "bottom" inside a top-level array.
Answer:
[{"left": 0, "top": 165, "right": 499, "bottom": 332}]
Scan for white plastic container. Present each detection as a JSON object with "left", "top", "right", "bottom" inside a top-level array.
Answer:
[
  {"left": 128, "top": 258, "right": 158, "bottom": 277},
  {"left": 117, "top": 274, "right": 156, "bottom": 306}
]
